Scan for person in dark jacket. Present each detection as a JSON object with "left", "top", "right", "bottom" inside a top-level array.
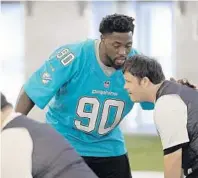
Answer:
[
  {"left": 1, "top": 92, "right": 98, "bottom": 178},
  {"left": 123, "top": 55, "right": 198, "bottom": 178}
]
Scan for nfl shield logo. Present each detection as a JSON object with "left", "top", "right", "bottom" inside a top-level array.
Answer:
[{"left": 104, "top": 81, "right": 110, "bottom": 88}]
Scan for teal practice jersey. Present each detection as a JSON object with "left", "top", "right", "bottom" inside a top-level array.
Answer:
[{"left": 24, "top": 39, "right": 154, "bottom": 157}]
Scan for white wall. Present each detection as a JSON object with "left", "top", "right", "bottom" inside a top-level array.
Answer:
[{"left": 174, "top": 1, "right": 198, "bottom": 85}]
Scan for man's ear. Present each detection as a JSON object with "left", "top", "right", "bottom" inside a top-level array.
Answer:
[
  {"left": 101, "top": 34, "right": 105, "bottom": 41},
  {"left": 141, "top": 77, "right": 150, "bottom": 87}
]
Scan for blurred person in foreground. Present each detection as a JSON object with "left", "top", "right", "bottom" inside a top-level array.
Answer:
[
  {"left": 123, "top": 55, "right": 198, "bottom": 178},
  {"left": 1, "top": 92, "right": 98, "bottom": 178},
  {"left": 15, "top": 14, "right": 154, "bottom": 178}
]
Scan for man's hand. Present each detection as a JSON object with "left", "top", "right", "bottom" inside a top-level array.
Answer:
[
  {"left": 170, "top": 78, "right": 197, "bottom": 89},
  {"left": 164, "top": 149, "right": 182, "bottom": 178}
]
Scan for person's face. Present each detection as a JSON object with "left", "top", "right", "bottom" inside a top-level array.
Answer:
[
  {"left": 124, "top": 71, "right": 149, "bottom": 102},
  {"left": 101, "top": 32, "right": 133, "bottom": 70}
]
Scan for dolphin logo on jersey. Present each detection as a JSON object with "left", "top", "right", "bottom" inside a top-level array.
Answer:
[
  {"left": 42, "top": 72, "right": 52, "bottom": 84},
  {"left": 104, "top": 81, "right": 110, "bottom": 88}
]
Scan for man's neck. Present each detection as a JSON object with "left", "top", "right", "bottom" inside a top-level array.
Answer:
[{"left": 149, "top": 82, "right": 164, "bottom": 103}]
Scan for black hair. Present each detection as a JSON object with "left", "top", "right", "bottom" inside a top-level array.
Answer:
[
  {"left": 99, "top": 14, "right": 135, "bottom": 34},
  {"left": 123, "top": 55, "right": 165, "bottom": 84},
  {"left": 1, "top": 92, "right": 12, "bottom": 110}
]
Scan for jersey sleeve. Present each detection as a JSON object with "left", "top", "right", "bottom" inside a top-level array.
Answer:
[
  {"left": 24, "top": 45, "right": 81, "bottom": 109},
  {"left": 154, "top": 95, "right": 189, "bottom": 155}
]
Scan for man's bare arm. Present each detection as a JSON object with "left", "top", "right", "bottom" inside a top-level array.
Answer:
[
  {"left": 164, "top": 149, "right": 182, "bottom": 178},
  {"left": 15, "top": 87, "right": 35, "bottom": 115}
]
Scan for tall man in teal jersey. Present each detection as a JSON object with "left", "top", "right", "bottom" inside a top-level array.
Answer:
[{"left": 15, "top": 14, "right": 154, "bottom": 178}]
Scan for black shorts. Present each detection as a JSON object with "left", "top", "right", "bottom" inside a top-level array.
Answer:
[{"left": 82, "top": 154, "right": 132, "bottom": 178}]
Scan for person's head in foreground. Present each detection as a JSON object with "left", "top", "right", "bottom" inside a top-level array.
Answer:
[
  {"left": 123, "top": 54, "right": 165, "bottom": 103},
  {"left": 99, "top": 13, "right": 135, "bottom": 70},
  {"left": 0, "top": 92, "right": 13, "bottom": 128}
]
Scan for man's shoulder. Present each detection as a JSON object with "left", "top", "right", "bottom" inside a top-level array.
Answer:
[
  {"left": 155, "top": 94, "right": 186, "bottom": 113},
  {"left": 57, "top": 39, "right": 95, "bottom": 52},
  {"left": 51, "top": 39, "right": 95, "bottom": 59}
]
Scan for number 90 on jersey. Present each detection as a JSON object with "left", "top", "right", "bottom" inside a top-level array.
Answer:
[{"left": 75, "top": 97, "right": 125, "bottom": 135}]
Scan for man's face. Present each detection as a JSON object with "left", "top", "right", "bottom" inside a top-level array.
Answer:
[
  {"left": 124, "top": 71, "right": 148, "bottom": 102},
  {"left": 102, "top": 32, "right": 133, "bottom": 70}
]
